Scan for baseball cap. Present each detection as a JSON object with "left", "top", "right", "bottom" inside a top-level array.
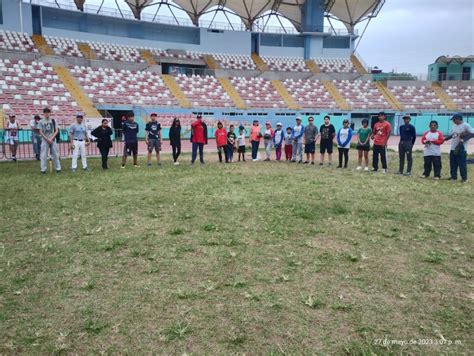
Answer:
[
  {"left": 265, "top": 121, "right": 271, "bottom": 125},
  {"left": 296, "top": 117, "right": 302, "bottom": 121},
  {"left": 276, "top": 122, "right": 282, "bottom": 127},
  {"left": 76, "top": 112, "right": 84, "bottom": 118},
  {"left": 150, "top": 112, "right": 157, "bottom": 117},
  {"left": 451, "top": 113, "right": 463, "bottom": 121},
  {"left": 8, "top": 114, "right": 15, "bottom": 118}
]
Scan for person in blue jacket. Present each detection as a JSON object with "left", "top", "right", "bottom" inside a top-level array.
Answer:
[
  {"left": 397, "top": 115, "right": 417, "bottom": 176},
  {"left": 337, "top": 119, "right": 353, "bottom": 169},
  {"left": 291, "top": 117, "right": 305, "bottom": 163},
  {"left": 273, "top": 122, "right": 284, "bottom": 161}
]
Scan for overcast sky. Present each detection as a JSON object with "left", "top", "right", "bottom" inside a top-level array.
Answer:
[{"left": 93, "top": 0, "right": 474, "bottom": 75}]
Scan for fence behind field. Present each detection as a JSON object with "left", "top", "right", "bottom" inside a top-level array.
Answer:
[{"left": 0, "top": 129, "right": 125, "bottom": 160}]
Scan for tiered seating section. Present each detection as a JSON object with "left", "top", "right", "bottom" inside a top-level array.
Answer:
[
  {"left": 262, "top": 56, "right": 309, "bottom": 72},
  {"left": 444, "top": 85, "right": 473, "bottom": 110},
  {"left": 333, "top": 80, "right": 391, "bottom": 110},
  {"left": 45, "top": 36, "right": 83, "bottom": 58},
  {"left": 70, "top": 66, "right": 178, "bottom": 106},
  {"left": 0, "top": 30, "right": 37, "bottom": 53},
  {"left": 213, "top": 54, "right": 257, "bottom": 70},
  {"left": 315, "top": 57, "right": 356, "bottom": 73},
  {"left": 153, "top": 114, "right": 241, "bottom": 128},
  {"left": 174, "top": 74, "right": 233, "bottom": 108},
  {"left": 389, "top": 85, "right": 444, "bottom": 110},
  {"left": 87, "top": 42, "right": 144, "bottom": 63},
  {"left": 230, "top": 77, "right": 286, "bottom": 109},
  {"left": 0, "top": 59, "right": 77, "bottom": 123},
  {"left": 282, "top": 78, "right": 336, "bottom": 109},
  {"left": 150, "top": 48, "right": 204, "bottom": 60}
]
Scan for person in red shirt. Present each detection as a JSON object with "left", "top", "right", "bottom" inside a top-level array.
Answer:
[
  {"left": 371, "top": 112, "right": 392, "bottom": 173},
  {"left": 250, "top": 120, "right": 262, "bottom": 161},
  {"left": 215, "top": 121, "right": 228, "bottom": 163},
  {"left": 190, "top": 114, "right": 208, "bottom": 164}
]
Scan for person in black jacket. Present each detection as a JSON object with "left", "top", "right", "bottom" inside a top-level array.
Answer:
[
  {"left": 91, "top": 119, "right": 113, "bottom": 169},
  {"left": 169, "top": 117, "right": 181, "bottom": 165}
]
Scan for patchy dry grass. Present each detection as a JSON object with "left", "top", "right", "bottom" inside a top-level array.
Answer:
[{"left": 0, "top": 150, "right": 473, "bottom": 354}]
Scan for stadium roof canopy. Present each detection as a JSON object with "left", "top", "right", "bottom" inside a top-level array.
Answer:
[
  {"left": 435, "top": 55, "right": 474, "bottom": 65},
  {"left": 72, "top": 0, "right": 385, "bottom": 33}
]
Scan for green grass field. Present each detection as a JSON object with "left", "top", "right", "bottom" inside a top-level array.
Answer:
[{"left": 0, "top": 150, "right": 473, "bottom": 354}]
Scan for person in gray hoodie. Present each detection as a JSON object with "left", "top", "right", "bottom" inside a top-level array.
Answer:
[{"left": 444, "top": 113, "right": 474, "bottom": 182}]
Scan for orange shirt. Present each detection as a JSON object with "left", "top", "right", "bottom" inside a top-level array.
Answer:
[
  {"left": 250, "top": 125, "right": 262, "bottom": 142},
  {"left": 373, "top": 121, "right": 392, "bottom": 146}
]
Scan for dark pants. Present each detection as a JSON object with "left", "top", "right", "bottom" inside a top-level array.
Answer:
[
  {"left": 338, "top": 148, "right": 349, "bottom": 168},
  {"left": 399, "top": 141, "right": 413, "bottom": 173},
  {"left": 191, "top": 143, "right": 204, "bottom": 163},
  {"left": 172, "top": 143, "right": 181, "bottom": 162},
  {"left": 226, "top": 144, "right": 234, "bottom": 162},
  {"left": 423, "top": 155, "right": 442, "bottom": 178},
  {"left": 373, "top": 145, "right": 387, "bottom": 171},
  {"left": 99, "top": 146, "right": 110, "bottom": 169},
  {"left": 449, "top": 149, "right": 467, "bottom": 180},
  {"left": 251, "top": 140, "right": 260, "bottom": 160}
]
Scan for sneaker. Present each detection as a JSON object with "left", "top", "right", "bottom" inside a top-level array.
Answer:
[
  {"left": 252, "top": 159, "right": 257, "bottom": 162},
  {"left": 303, "top": 161, "right": 309, "bottom": 164},
  {"left": 71, "top": 169, "right": 76, "bottom": 173},
  {"left": 41, "top": 171, "right": 46, "bottom": 175},
  {"left": 12, "top": 157, "right": 17, "bottom": 162},
  {"left": 461, "top": 179, "right": 468, "bottom": 183},
  {"left": 356, "top": 166, "right": 362, "bottom": 171},
  {"left": 147, "top": 162, "right": 152, "bottom": 166},
  {"left": 36, "top": 155, "right": 40, "bottom": 160},
  {"left": 311, "top": 161, "right": 315, "bottom": 165},
  {"left": 448, "top": 177, "right": 457, "bottom": 181},
  {"left": 371, "top": 168, "right": 378, "bottom": 172},
  {"left": 264, "top": 158, "right": 270, "bottom": 161},
  {"left": 56, "top": 170, "right": 61, "bottom": 174},
  {"left": 121, "top": 165, "right": 125, "bottom": 169},
  {"left": 297, "top": 160, "right": 303, "bottom": 164},
  {"left": 157, "top": 162, "right": 162, "bottom": 166},
  {"left": 403, "top": 172, "right": 411, "bottom": 177},
  {"left": 319, "top": 162, "right": 324, "bottom": 166},
  {"left": 328, "top": 162, "right": 333, "bottom": 167},
  {"left": 174, "top": 162, "right": 179, "bottom": 166},
  {"left": 434, "top": 177, "right": 440, "bottom": 180},
  {"left": 134, "top": 164, "right": 140, "bottom": 168},
  {"left": 395, "top": 171, "right": 403, "bottom": 175},
  {"left": 290, "top": 160, "right": 296, "bottom": 163},
  {"left": 382, "top": 169, "right": 387, "bottom": 174},
  {"left": 364, "top": 167, "right": 369, "bottom": 171},
  {"left": 336, "top": 165, "right": 342, "bottom": 169},
  {"left": 419, "top": 175, "right": 427, "bottom": 179},
  {"left": 83, "top": 167, "right": 89, "bottom": 172}
]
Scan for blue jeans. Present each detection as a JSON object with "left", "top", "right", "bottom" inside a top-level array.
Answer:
[
  {"left": 191, "top": 143, "right": 204, "bottom": 163},
  {"left": 251, "top": 140, "right": 259, "bottom": 160},
  {"left": 292, "top": 142, "right": 303, "bottom": 162},
  {"left": 449, "top": 149, "right": 467, "bottom": 180},
  {"left": 225, "top": 144, "right": 234, "bottom": 162}
]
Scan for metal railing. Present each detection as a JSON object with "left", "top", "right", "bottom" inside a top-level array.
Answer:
[{"left": 0, "top": 129, "right": 125, "bottom": 160}]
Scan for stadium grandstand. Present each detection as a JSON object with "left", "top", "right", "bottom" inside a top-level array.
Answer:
[{"left": 0, "top": 0, "right": 472, "bottom": 151}]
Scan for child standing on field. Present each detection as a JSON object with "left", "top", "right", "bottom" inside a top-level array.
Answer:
[
  {"left": 215, "top": 121, "right": 228, "bottom": 163},
  {"left": 356, "top": 118, "right": 372, "bottom": 171},
  {"left": 284, "top": 127, "right": 293, "bottom": 161},
  {"left": 421, "top": 120, "right": 445, "bottom": 179},
  {"left": 263, "top": 121, "right": 274, "bottom": 161},
  {"left": 237, "top": 127, "right": 246, "bottom": 162},
  {"left": 273, "top": 123, "right": 284, "bottom": 161},
  {"left": 227, "top": 124, "right": 236, "bottom": 163},
  {"left": 337, "top": 119, "right": 353, "bottom": 168}
]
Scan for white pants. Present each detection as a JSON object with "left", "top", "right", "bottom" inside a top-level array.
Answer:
[
  {"left": 71, "top": 140, "right": 87, "bottom": 169},
  {"left": 40, "top": 140, "right": 61, "bottom": 172}
]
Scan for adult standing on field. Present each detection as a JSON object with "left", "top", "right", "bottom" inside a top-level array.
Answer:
[
  {"left": 69, "top": 113, "right": 90, "bottom": 172},
  {"left": 4, "top": 114, "right": 20, "bottom": 161},
  {"left": 250, "top": 120, "right": 262, "bottom": 161},
  {"left": 30, "top": 115, "right": 42, "bottom": 160},
  {"left": 121, "top": 112, "right": 140, "bottom": 168},
  {"left": 145, "top": 113, "right": 162, "bottom": 166},
  {"left": 169, "top": 117, "right": 181, "bottom": 165},
  {"left": 371, "top": 112, "right": 392, "bottom": 173},
  {"left": 303, "top": 116, "right": 318, "bottom": 165},
  {"left": 397, "top": 115, "right": 416, "bottom": 176},
  {"left": 444, "top": 113, "right": 474, "bottom": 182},
  {"left": 91, "top": 119, "right": 113, "bottom": 170},
  {"left": 38, "top": 107, "right": 61, "bottom": 174},
  {"left": 190, "top": 114, "right": 207, "bottom": 164},
  {"left": 319, "top": 115, "right": 336, "bottom": 166},
  {"left": 291, "top": 117, "right": 305, "bottom": 163}
]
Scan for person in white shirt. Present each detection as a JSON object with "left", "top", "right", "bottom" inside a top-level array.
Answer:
[
  {"left": 444, "top": 113, "right": 474, "bottom": 182},
  {"left": 237, "top": 127, "right": 246, "bottom": 162},
  {"left": 69, "top": 113, "right": 90, "bottom": 172},
  {"left": 5, "top": 114, "right": 20, "bottom": 161}
]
